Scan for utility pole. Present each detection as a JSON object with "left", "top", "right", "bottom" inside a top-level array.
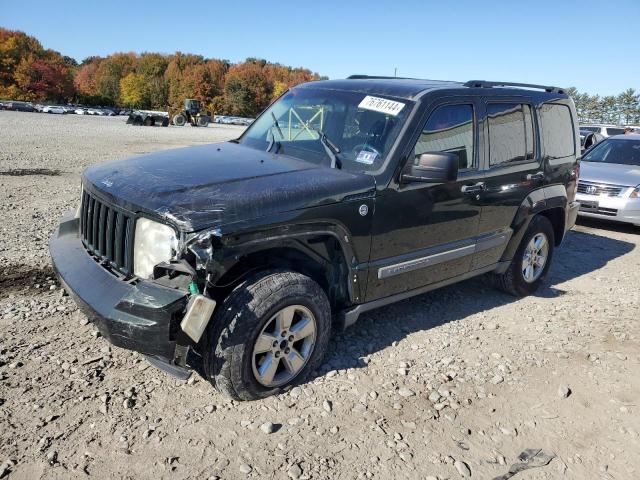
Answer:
[{"left": 394, "top": 67, "right": 397, "bottom": 77}]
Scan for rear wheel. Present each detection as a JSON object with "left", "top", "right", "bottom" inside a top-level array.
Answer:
[
  {"left": 492, "top": 215, "right": 555, "bottom": 296},
  {"left": 173, "top": 113, "right": 186, "bottom": 126},
  {"left": 203, "top": 270, "right": 331, "bottom": 400}
]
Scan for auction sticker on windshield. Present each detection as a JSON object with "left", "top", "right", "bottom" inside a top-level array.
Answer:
[{"left": 358, "top": 96, "right": 405, "bottom": 116}]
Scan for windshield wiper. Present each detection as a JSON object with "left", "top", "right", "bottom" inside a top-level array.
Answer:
[
  {"left": 266, "top": 112, "right": 283, "bottom": 153},
  {"left": 266, "top": 132, "right": 281, "bottom": 154},
  {"left": 310, "top": 128, "right": 342, "bottom": 169},
  {"left": 271, "top": 112, "right": 284, "bottom": 139}
]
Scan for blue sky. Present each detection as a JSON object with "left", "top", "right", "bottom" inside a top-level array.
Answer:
[{"left": 2, "top": 0, "right": 638, "bottom": 96}]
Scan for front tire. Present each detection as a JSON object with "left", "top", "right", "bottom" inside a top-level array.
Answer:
[
  {"left": 492, "top": 215, "right": 555, "bottom": 296},
  {"left": 173, "top": 113, "right": 186, "bottom": 126},
  {"left": 203, "top": 270, "right": 331, "bottom": 401}
]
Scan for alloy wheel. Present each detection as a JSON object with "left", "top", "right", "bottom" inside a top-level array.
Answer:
[
  {"left": 522, "top": 232, "right": 549, "bottom": 283},
  {"left": 251, "top": 305, "right": 317, "bottom": 387}
]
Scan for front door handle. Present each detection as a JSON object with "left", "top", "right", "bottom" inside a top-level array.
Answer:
[
  {"left": 461, "top": 182, "right": 485, "bottom": 194},
  {"left": 527, "top": 171, "right": 545, "bottom": 183}
]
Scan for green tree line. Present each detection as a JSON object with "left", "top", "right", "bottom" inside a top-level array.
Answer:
[
  {"left": 0, "top": 28, "right": 324, "bottom": 117},
  {"left": 565, "top": 87, "right": 640, "bottom": 126}
]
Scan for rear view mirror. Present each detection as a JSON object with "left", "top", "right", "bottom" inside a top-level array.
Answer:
[{"left": 401, "top": 152, "right": 459, "bottom": 184}]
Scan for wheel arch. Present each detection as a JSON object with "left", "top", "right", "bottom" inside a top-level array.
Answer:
[
  {"left": 500, "top": 186, "right": 568, "bottom": 263},
  {"left": 202, "top": 230, "right": 359, "bottom": 312}
]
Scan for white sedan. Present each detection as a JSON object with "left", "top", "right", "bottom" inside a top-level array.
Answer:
[
  {"left": 577, "top": 134, "right": 640, "bottom": 227},
  {"left": 42, "top": 105, "right": 66, "bottom": 114}
]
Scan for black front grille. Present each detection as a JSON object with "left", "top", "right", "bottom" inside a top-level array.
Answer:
[{"left": 79, "top": 190, "right": 135, "bottom": 275}]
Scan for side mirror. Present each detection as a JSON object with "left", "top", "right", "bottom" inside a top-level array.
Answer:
[{"left": 401, "top": 152, "right": 459, "bottom": 184}]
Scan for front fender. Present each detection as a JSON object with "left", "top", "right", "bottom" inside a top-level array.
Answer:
[{"left": 184, "top": 204, "right": 373, "bottom": 305}]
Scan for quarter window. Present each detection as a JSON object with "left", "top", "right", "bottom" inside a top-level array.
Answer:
[
  {"left": 414, "top": 104, "right": 474, "bottom": 169},
  {"left": 487, "top": 103, "right": 535, "bottom": 166},
  {"left": 539, "top": 103, "right": 575, "bottom": 158}
]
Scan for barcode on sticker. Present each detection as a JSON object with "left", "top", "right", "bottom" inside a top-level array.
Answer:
[
  {"left": 358, "top": 96, "right": 405, "bottom": 116},
  {"left": 356, "top": 150, "right": 378, "bottom": 164}
]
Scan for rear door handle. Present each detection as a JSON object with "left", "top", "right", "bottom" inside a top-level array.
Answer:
[
  {"left": 461, "top": 182, "right": 485, "bottom": 194},
  {"left": 527, "top": 171, "right": 545, "bottom": 182}
]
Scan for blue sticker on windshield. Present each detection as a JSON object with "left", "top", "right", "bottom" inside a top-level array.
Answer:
[{"left": 356, "top": 150, "right": 378, "bottom": 165}]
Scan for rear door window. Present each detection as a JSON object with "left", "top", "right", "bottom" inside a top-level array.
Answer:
[
  {"left": 539, "top": 103, "right": 575, "bottom": 158},
  {"left": 487, "top": 103, "right": 534, "bottom": 166}
]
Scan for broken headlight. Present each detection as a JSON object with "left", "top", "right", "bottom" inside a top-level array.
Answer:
[{"left": 133, "top": 218, "right": 178, "bottom": 279}]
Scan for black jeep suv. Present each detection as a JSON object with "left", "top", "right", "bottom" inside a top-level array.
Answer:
[{"left": 50, "top": 76, "right": 580, "bottom": 400}]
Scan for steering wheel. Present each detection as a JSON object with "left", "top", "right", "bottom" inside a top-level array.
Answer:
[{"left": 352, "top": 144, "right": 381, "bottom": 159}]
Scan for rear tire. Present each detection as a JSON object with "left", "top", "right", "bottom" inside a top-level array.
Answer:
[
  {"left": 203, "top": 270, "right": 331, "bottom": 401},
  {"left": 173, "top": 113, "right": 186, "bottom": 126},
  {"left": 492, "top": 215, "right": 555, "bottom": 296}
]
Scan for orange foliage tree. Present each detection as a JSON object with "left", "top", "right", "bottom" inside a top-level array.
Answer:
[{"left": 0, "top": 27, "right": 324, "bottom": 115}]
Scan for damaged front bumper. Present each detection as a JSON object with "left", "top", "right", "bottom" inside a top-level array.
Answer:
[{"left": 49, "top": 211, "right": 191, "bottom": 375}]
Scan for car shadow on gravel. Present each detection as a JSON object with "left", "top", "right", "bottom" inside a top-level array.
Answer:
[
  {"left": 576, "top": 216, "right": 640, "bottom": 235},
  {"left": 318, "top": 227, "right": 635, "bottom": 375},
  {"left": 0, "top": 264, "right": 55, "bottom": 299}
]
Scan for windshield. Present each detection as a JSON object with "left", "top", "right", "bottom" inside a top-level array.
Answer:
[
  {"left": 239, "top": 87, "right": 412, "bottom": 172},
  {"left": 582, "top": 138, "right": 640, "bottom": 165},
  {"left": 580, "top": 126, "right": 599, "bottom": 133}
]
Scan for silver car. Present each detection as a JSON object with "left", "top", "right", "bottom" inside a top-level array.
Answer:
[{"left": 576, "top": 134, "right": 640, "bottom": 226}]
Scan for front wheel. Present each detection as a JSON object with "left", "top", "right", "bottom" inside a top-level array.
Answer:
[
  {"left": 173, "top": 113, "right": 186, "bottom": 126},
  {"left": 203, "top": 270, "right": 331, "bottom": 400},
  {"left": 492, "top": 215, "right": 555, "bottom": 296},
  {"left": 196, "top": 116, "right": 209, "bottom": 127}
]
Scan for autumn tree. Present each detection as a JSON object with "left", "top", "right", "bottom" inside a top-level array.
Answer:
[
  {"left": 95, "top": 52, "right": 136, "bottom": 105},
  {"left": 137, "top": 53, "right": 168, "bottom": 109},
  {"left": 0, "top": 28, "right": 43, "bottom": 89},
  {"left": 11, "top": 49, "right": 74, "bottom": 102},
  {"left": 165, "top": 52, "right": 204, "bottom": 113},
  {"left": 119, "top": 72, "right": 149, "bottom": 108},
  {"left": 74, "top": 57, "right": 101, "bottom": 98}
]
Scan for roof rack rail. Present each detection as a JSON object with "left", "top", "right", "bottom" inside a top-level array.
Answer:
[
  {"left": 347, "top": 74, "right": 416, "bottom": 80},
  {"left": 463, "top": 80, "right": 564, "bottom": 94}
]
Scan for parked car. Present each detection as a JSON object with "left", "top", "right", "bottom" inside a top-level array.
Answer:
[
  {"left": 3, "top": 101, "right": 36, "bottom": 112},
  {"left": 580, "top": 124, "right": 627, "bottom": 137},
  {"left": 42, "top": 105, "right": 66, "bottom": 114},
  {"left": 576, "top": 134, "right": 640, "bottom": 226},
  {"left": 75, "top": 108, "right": 87, "bottom": 115},
  {"left": 50, "top": 77, "right": 579, "bottom": 400},
  {"left": 580, "top": 129, "right": 604, "bottom": 152}
]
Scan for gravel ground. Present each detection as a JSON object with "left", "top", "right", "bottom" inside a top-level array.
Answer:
[{"left": 1, "top": 111, "right": 639, "bottom": 480}]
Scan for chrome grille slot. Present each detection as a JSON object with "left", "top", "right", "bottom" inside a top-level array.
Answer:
[{"left": 577, "top": 181, "right": 624, "bottom": 197}]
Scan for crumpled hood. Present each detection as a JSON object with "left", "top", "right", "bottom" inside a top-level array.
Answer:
[
  {"left": 83, "top": 142, "right": 375, "bottom": 231},
  {"left": 580, "top": 161, "right": 640, "bottom": 187}
]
